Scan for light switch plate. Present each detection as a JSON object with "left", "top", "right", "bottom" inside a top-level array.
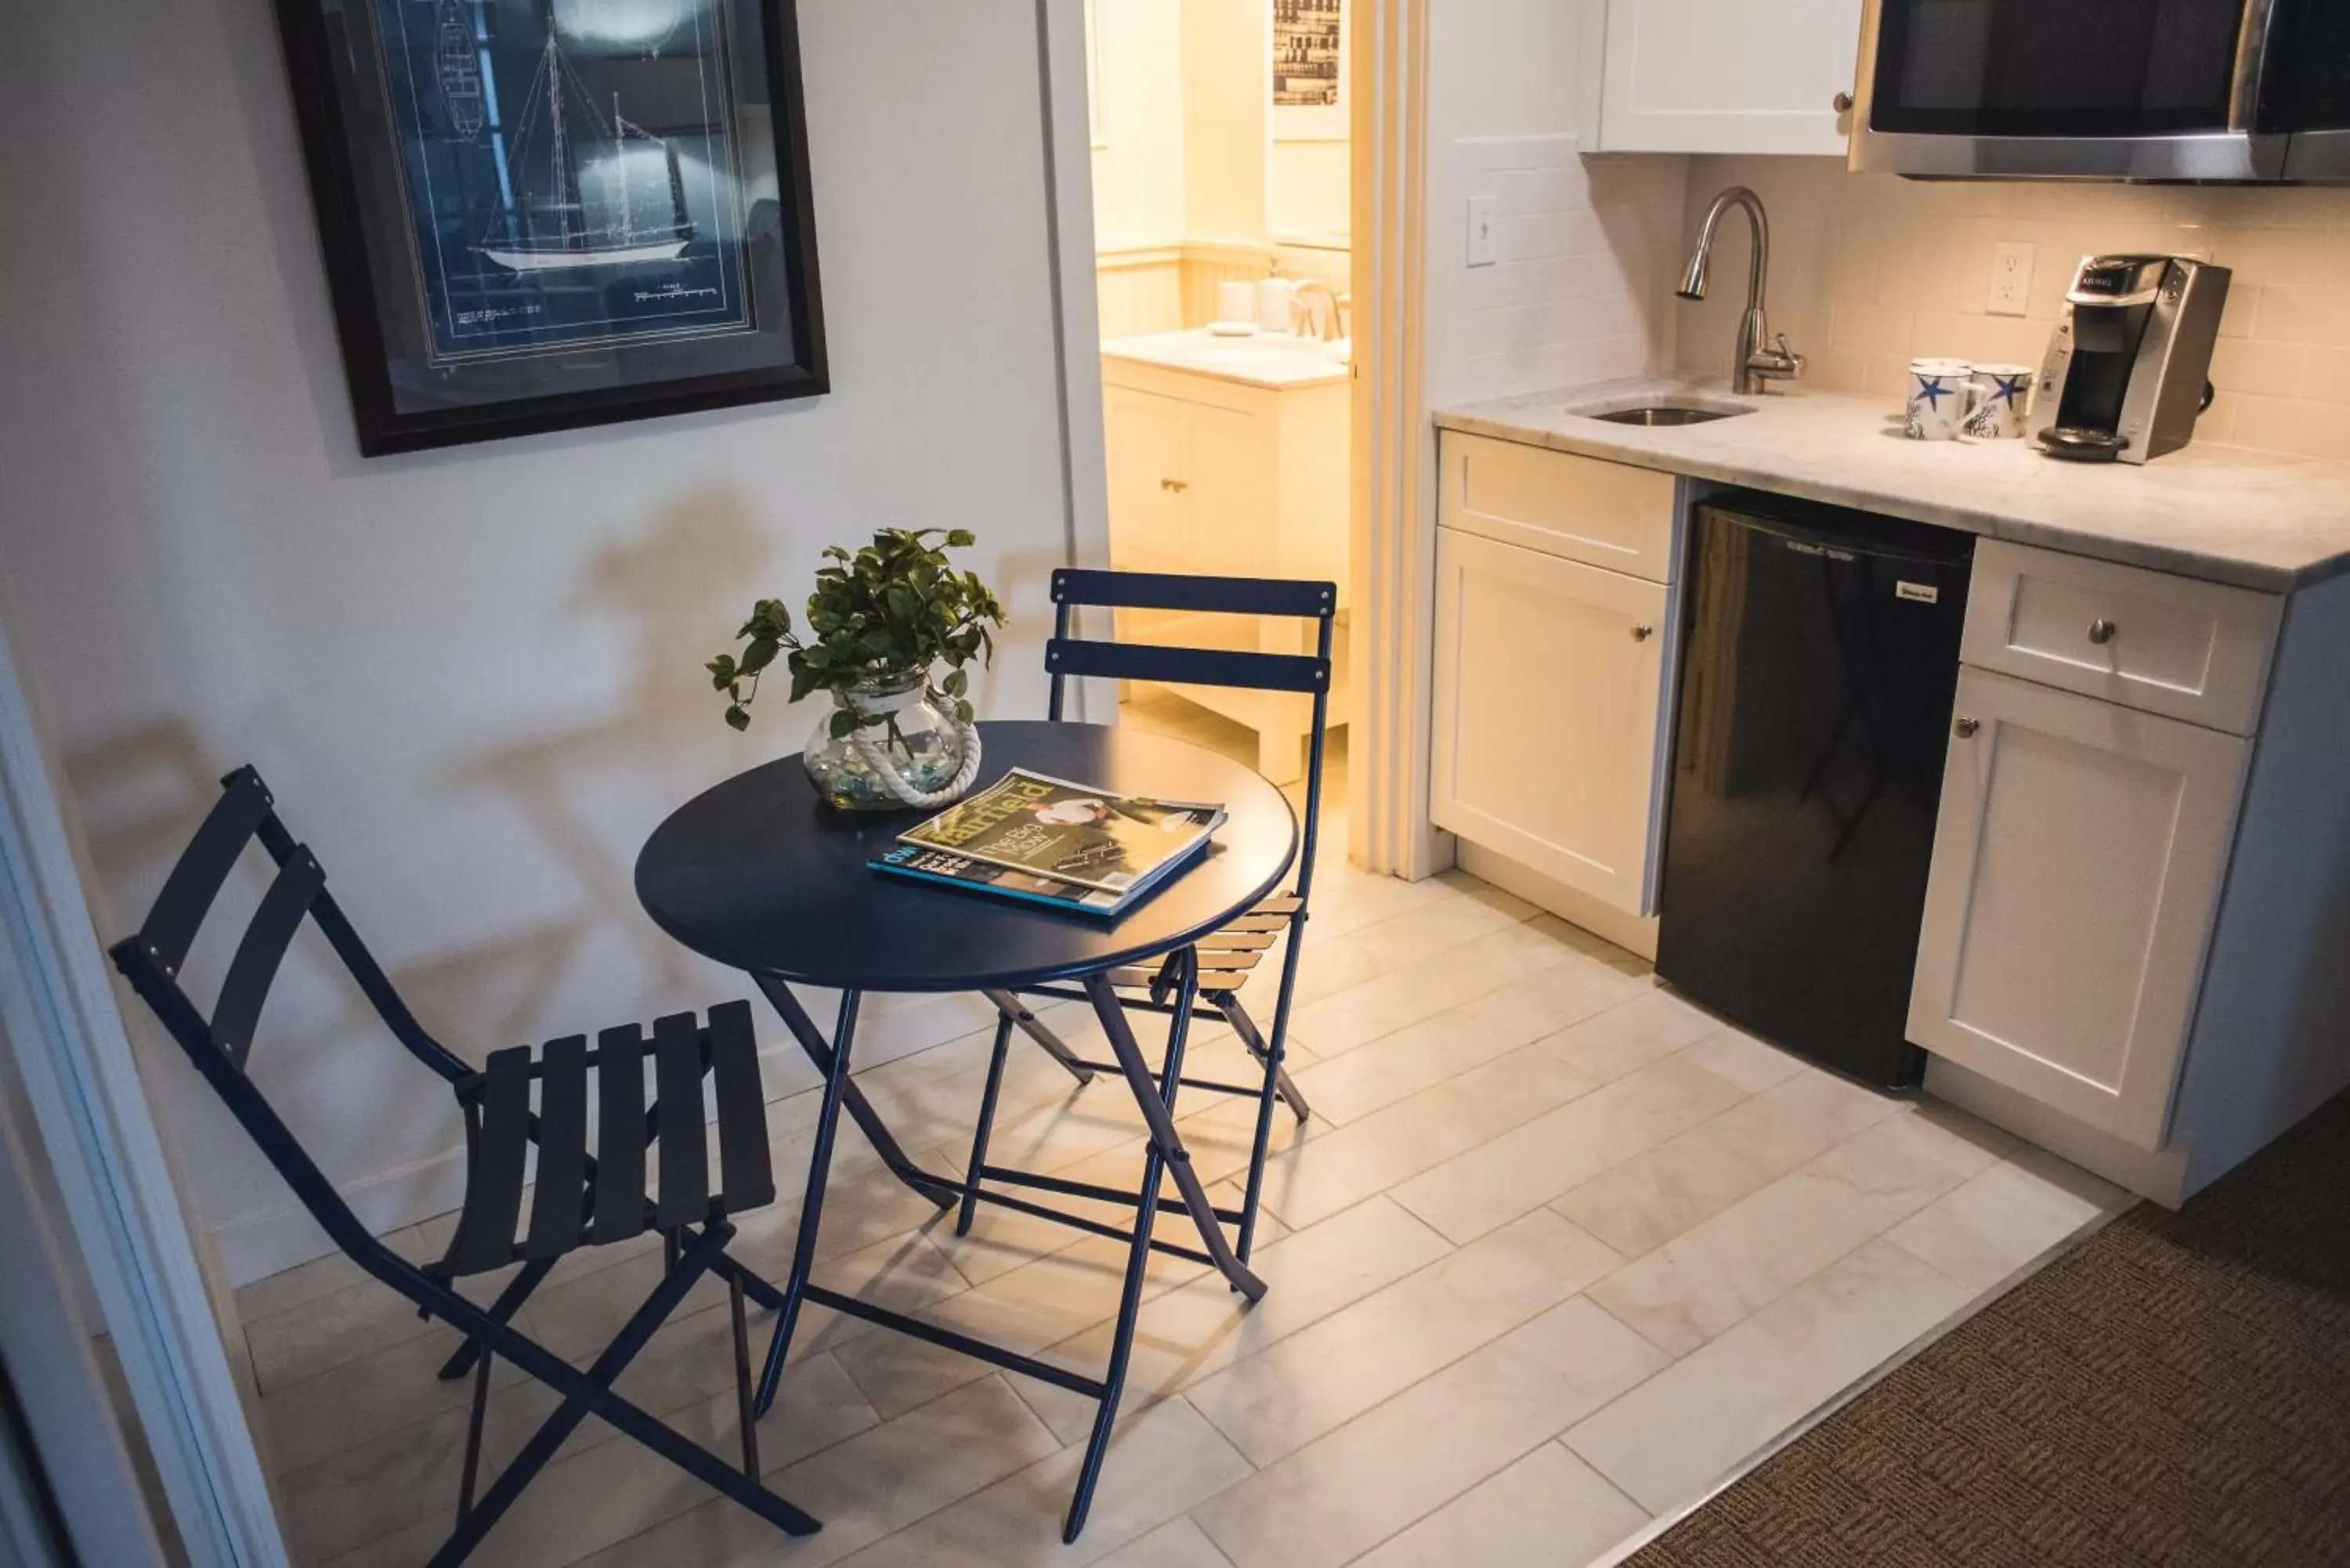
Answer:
[
  {"left": 1989, "top": 241, "right": 2034, "bottom": 316},
  {"left": 1466, "top": 194, "right": 1499, "bottom": 268}
]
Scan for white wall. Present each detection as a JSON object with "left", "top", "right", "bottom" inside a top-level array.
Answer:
[
  {"left": 0, "top": 0, "right": 1081, "bottom": 1284},
  {"left": 1272, "top": 141, "right": 1350, "bottom": 239},
  {"left": 1089, "top": 0, "right": 1188, "bottom": 249},
  {"left": 1184, "top": 0, "right": 1274, "bottom": 247},
  {"left": 1423, "top": 0, "right": 1686, "bottom": 408}
]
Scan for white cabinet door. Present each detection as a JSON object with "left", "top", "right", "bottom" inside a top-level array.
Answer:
[
  {"left": 1907, "top": 667, "right": 2247, "bottom": 1150},
  {"left": 1430, "top": 528, "right": 1670, "bottom": 916},
  {"left": 1177, "top": 398, "right": 1267, "bottom": 576},
  {"left": 1595, "top": 0, "right": 1864, "bottom": 155},
  {"left": 1102, "top": 386, "right": 1190, "bottom": 575}
]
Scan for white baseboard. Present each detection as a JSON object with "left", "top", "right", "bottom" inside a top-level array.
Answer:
[
  {"left": 1458, "top": 840, "right": 1659, "bottom": 962},
  {"left": 212, "top": 1143, "right": 469, "bottom": 1288},
  {"left": 1924, "top": 1056, "right": 2192, "bottom": 1207}
]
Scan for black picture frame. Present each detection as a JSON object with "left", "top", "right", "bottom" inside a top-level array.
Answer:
[{"left": 275, "top": 0, "right": 827, "bottom": 457}]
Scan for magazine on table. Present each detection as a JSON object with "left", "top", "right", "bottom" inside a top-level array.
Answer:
[{"left": 870, "top": 768, "right": 1224, "bottom": 916}]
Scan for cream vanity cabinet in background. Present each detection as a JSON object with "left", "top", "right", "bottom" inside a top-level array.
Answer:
[
  {"left": 1578, "top": 0, "right": 1864, "bottom": 156},
  {"left": 1430, "top": 432, "right": 1679, "bottom": 923},
  {"left": 1101, "top": 338, "right": 1349, "bottom": 782}
]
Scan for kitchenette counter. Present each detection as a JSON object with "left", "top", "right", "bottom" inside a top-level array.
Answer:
[{"left": 1436, "top": 379, "right": 2350, "bottom": 593}]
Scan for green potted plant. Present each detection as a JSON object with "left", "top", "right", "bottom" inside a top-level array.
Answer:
[{"left": 708, "top": 527, "right": 1007, "bottom": 811}]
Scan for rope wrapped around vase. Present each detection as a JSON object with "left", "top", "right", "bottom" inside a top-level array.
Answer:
[{"left": 844, "top": 686, "right": 984, "bottom": 809}]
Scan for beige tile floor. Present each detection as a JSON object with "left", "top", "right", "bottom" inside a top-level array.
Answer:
[{"left": 243, "top": 694, "right": 2126, "bottom": 1567}]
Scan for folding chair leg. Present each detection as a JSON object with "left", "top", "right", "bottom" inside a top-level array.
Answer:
[
  {"left": 1082, "top": 973, "right": 1266, "bottom": 1303},
  {"left": 1216, "top": 996, "right": 1310, "bottom": 1122},
  {"left": 436, "top": 1255, "right": 556, "bottom": 1382},
  {"left": 457, "top": 1340, "right": 492, "bottom": 1519},
  {"left": 710, "top": 1251, "right": 788, "bottom": 1313},
  {"left": 729, "top": 1269, "right": 759, "bottom": 1479},
  {"left": 754, "top": 990, "right": 862, "bottom": 1418},
  {"left": 430, "top": 1224, "right": 816, "bottom": 1566},
  {"left": 984, "top": 989, "right": 1094, "bottom": 1086},
  {"left": 1231, "top": 919, "right": 1311, "bottom": 1266},
  {"left": 956, "top": 1012, "right": 1015, "bottom": 1237},
  {"left": 1062, "top": 958, "right": 1202, "bottom": 1545},
  {"left": 757, "top": 974, "right": 958, "bottom": 1209}
]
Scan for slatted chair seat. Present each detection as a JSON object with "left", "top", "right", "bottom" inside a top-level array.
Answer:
[
  {"left": 1095, "top": 894, "right": 1302, "bottom": 995},
  {"left": 437, "top": 1003, "right": 777, "bottom": 1278},
  {"left": 109, "top": 768, "right": 819, "bottom": 1566}
]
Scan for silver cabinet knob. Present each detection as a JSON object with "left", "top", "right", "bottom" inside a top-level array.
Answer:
[
  {"left": 1954, "top": 716, "right": 1979, "bottom": 739},
  {"left": 1832, "top": 91, "right": 1855, "bottom": 114},
  {"left": 2088, "top": 618, "right": 2117, "bottom": 645},
  {"left": 1632, "top": 623, "right": 1655, "bottom": 642}
]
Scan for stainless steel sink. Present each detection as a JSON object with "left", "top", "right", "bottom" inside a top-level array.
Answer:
[{"left": 1585, "top": 404, "right": 1746, "bottom": 427}]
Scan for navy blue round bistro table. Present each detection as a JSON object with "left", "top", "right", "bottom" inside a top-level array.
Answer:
[{"left": 635, "top": 720, "right": 1293, "bottom": 1541}]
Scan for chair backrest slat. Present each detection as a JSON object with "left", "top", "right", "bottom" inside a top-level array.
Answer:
[
  {"left": 209, "top": 847, "right": 325, "bottom": 1068},
  {"left": 140, "top": 768, "right": 275, "bottom": 975},
  {"left": 446, "top": 1047, "right": 531, "bottom": 1274},
  {"left": 652, "top": 1012, "right": 710, "bottom": 1229},
  {"left": 108, "top": 766, "right": 491, "bottom": 1299},
  {"left": 524, "top": 1035, "right": 591, "bottom": 1261},
  {"left": 1042, "top": 567, "right": 1337, "bottom": 902},
  {"left": 1051, "top": 568, "right": 1335, "bottom": 620},
  {"left": 591, "top": 1024, "right": 649, "bottom": 1245},
  {"left": 1044, "top": 638, "right": 1329, "bottom": 696},
  {"left": 707, "top": 1001, "right": 776, "bottom": 1210}
]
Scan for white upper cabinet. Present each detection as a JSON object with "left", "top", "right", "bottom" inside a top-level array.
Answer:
[
  {"left": 1582, "top": 0, "right": 1865, "bottom": 156},
  {"left": 1907, "top": 667, "right": 2247, "bottom": 1151}
]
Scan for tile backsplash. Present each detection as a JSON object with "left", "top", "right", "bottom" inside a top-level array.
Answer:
[
  {"left": 1673, "top": 155, "right": 2350, "bottom": 462},
  {"left": 1434, "top": 135, "right": 1687, "bottom": 406}
]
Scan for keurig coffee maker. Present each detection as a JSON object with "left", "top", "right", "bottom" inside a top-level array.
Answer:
[{"left": 2030, "top": 255, "right": 2229, "bottom": 464}]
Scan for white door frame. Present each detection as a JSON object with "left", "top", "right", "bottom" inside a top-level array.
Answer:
[
  {"left": 1043, "top": 0, "right": 1441, "bottom": 876},
  {"left": 1347, "top": 0, "right": 1444, "bottom": 877},
  {"left": 1036, "top": 0, "right": 1119, "bottom": 727},
  {"left": 0, "top": 618, "right": 288, "bottom": 1567}
]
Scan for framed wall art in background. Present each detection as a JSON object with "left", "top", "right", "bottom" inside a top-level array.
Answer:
[
  {"left": 276, "top": 0, "right": 826, "bottom": 455},
  {"left": 1271, "top": 0, "right": 1344, "bottom": 140}
]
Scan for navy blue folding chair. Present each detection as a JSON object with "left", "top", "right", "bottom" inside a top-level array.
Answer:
[
  {"left": 956, "top": 568, "right": 1332, "bottom": 1266},
  {"left": 108, "top": 767, "right": 820, "bottom": 1566}
]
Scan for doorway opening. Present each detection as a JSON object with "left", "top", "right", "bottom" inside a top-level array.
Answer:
[{"left": 1081, "top": 0, "right": 1354, "bottom": 840}]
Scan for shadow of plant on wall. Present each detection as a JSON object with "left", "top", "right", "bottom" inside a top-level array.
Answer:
[{"left": 459, "top": 492, "right": 783, "bottom": 1006}]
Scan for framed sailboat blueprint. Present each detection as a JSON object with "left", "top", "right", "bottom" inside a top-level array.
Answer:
[{"left": 276, "top": 0, "right": 825, "bottom": 454}]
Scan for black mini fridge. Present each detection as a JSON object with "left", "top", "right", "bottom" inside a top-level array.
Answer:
[{"left": 1655, "top": 493, "right": 1974, "bottom": 1089}]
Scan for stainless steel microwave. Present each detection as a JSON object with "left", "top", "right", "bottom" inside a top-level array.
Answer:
[{"left": 1848, "top": 0, "right": 2350, "bottom": 182}]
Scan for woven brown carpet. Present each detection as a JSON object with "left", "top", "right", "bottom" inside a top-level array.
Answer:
[{"left": 1623, "top": 1092, "right": 2350, "bottom": 1568}]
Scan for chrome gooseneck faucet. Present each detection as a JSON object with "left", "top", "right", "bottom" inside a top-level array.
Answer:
[{"left": 1679, "top": 186, "right": 1804, "bottom": 395}]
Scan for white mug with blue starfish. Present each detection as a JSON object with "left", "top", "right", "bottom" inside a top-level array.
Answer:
[
  {"left": 1962, "top": 363, "right": 2035, "bottom": 440},
  {"left": 1906, "top": 359, "right": 1974, "bottom": 441}
]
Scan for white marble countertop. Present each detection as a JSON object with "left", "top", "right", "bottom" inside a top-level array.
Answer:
[
  {"left": 1435, "top": 378, "right": 2350, "bottom": 592},
  {"left": 1103, "top": 330, "right": 1350, "bottom": 392}
]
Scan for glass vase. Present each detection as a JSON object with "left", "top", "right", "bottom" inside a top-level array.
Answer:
[{"left": 801, "top": 667, "right": 972, "bottom": 811}]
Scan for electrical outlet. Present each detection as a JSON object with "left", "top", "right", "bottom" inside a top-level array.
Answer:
[
  {"left": 1988, "top": 241, "right": 2034, "bottom": 316},
  {"left": 1466, "top": 194, "right": 1499, "bottom": 268}
]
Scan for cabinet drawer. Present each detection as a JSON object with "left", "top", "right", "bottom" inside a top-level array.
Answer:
[
  {"left": 1439, "top": 431, "right": 1679, "bottom": 583},
  {"left": 1962, "top": 541, "right": 2282, "bottom": 735}
]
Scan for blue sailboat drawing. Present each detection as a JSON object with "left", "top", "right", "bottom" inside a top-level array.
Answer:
[
  {"left": 436, "top": 0, "right": 487, "bottom": 139},
  {"left": 475, "top": 19, "right": 696, "bottom": 273}
]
